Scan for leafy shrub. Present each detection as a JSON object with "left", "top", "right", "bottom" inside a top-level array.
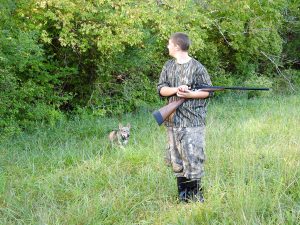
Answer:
[
  {"left": 244, "top": 74, "right": 273, "bottom": 98},
  {"left": 0, "top": 3, "right": 71, "bottom": 138},
  {"left": 1, "top": 0, "right": 299, "bottom": 138},
  {"left": 271, "top": 69, "right": 300, "bottom": 94}
]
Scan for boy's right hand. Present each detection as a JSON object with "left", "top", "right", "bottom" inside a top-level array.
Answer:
[{"left": 177, "top": 85, "right": 189, "bottom": 92}]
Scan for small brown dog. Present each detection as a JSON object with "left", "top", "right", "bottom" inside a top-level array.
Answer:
[{"left": 108, "top": 123, "right": 131, "bottom": 147}]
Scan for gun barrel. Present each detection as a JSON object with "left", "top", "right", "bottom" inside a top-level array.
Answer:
[{"left": 199, "top": 86, "right": 270, "bottom": 91}]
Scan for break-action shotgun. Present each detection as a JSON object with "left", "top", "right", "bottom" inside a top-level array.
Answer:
[{"left": 152, "top": 84, "right": 270, "bottom": 125}]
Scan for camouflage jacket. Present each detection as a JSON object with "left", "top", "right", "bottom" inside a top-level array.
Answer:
[{"left": 157, "top": 58, "right": 212, "bottom": 127}]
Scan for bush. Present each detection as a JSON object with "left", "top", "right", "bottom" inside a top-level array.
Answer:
[
  {"left": 244, "top": 74, "right": 273, "bottom": 98},
  {"left": 0, "top": 3, "right": 71, "bottom": 138},
  {"left": 1, "top": 0, "right": 299, "bottom": 138}
]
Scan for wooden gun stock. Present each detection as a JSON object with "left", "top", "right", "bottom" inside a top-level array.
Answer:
[
  {"left": 152, "top": 98, "right": 185, "bottom": 125},
  {"left": 152, "top": 85, "right": 270, "bottom": 126}
]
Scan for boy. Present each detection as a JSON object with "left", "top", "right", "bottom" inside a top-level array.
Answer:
[{"left": 157, "top": 32, "right": 212, "bottom": 202}]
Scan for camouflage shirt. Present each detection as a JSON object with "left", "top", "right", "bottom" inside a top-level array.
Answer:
[{"left": 157, "top": 58, "right": 212, "bottom": 128}]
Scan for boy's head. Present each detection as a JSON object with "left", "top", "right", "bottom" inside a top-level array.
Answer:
[{"left": 169, "top": 32, "right": 191, "bottom": 52}]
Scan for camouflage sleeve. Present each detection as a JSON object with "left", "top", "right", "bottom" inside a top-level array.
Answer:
[
  {"left": 195, "top": 64, "right": 214, "bottom": 97},
  {"left": 157, "top": 62, "right": 171, "bottom": 97}
]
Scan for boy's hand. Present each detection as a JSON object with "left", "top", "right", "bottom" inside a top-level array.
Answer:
[
  {"left": 177, "top": 86, "right": 193, "bottom": 98},
  {"left": 177, "top": 85, "right": 189, "bottom": 92}
]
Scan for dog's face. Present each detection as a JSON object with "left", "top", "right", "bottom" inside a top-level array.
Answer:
[{"left": 119, "top": 123, "right": 131, "bottom": 145}]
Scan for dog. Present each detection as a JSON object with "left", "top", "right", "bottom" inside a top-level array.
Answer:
[{"left": 108, "top": 123, "right": 131, "bottom": 147}]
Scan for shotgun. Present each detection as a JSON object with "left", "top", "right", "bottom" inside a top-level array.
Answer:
[{"left": 152, "top": 84, "right": 270, "bottom": 125}]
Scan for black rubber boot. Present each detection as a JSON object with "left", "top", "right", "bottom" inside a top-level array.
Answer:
[
  {"left": 177, "top": 177, "right": 189, "bottom": 202},
  {"left": 188, "top": 179, "right": 204, "bottom": 203}
]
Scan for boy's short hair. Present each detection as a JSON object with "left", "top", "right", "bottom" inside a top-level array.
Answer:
[{"left": 170, "top": 32, "right": 191, "bottom": 51}]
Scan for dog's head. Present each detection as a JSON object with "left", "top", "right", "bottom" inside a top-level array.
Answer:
[{"left": 119, "top": 123, "right": 131, "bottom": 145}]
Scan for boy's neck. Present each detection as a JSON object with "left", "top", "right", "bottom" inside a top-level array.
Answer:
[{"left": 174, "top": 51, "right": 191, "bottom": 64}]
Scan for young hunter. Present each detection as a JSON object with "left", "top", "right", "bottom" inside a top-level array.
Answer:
[{"left": 157, "top": 32, "right": 212, "bottom": 202}]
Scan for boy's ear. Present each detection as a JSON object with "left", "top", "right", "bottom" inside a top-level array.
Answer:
[{"left": 174, "top": 43, "right": 181, "bottom": 51}]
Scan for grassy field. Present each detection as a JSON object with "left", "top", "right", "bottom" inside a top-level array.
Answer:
[{"left": 0, "top": 94, "right": 299, "bottom": 225}]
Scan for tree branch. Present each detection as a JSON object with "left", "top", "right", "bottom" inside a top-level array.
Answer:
[{"left": 260, "top": 51, "right": 295, "bottom": 92}]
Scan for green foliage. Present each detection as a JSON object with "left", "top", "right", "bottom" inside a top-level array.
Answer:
[
  {"left": 281, "top": 0, "right": 300, "bottom": 70},
  {"left": 0, "top": 2, "right": 71, "bottom": 138},
  {"left": 244, "top": 74, "right": 273, "bottom": 98},
  {"left": 271, "top": 69, "right": 300, "bottom": 94},
  {"left": 0, "top": 69, "right": 21, "bottom": 138},
  {"left": 198, "top": 0, "right": 285, "bottom": 76},
  {"left": 89, "top": 71, "right": 159, "bottom": 116},
  {"left": 0, "top": 0, "right": 299, "bottom": 137}
]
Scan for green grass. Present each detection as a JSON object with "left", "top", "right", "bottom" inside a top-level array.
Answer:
[{"left": 1, "top": 95, "right": 300, "bottom": 224}]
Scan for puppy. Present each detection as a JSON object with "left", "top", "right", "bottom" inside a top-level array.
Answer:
[{"left": 108, "top": 123, "right": 131, "bottom": 147}]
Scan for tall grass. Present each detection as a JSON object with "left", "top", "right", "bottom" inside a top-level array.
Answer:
[{"left": 0, "top": 95, "right": 299, "bottom": 225}]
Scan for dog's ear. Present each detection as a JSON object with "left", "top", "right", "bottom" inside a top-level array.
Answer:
[
  {"left": 119, "top": 123, "right": 123, "bottom": 129},
  {"left": 127, "top": 123, "right": 131, "bottom": 129}
]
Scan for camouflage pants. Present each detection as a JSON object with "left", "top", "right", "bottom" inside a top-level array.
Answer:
[{"left": 164, "top": 126, "right": 206, "bottom": 180}]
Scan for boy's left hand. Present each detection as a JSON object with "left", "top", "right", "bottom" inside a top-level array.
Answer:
[{"left": 177, "top": 89, "right": 193, "bottom": 98}]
